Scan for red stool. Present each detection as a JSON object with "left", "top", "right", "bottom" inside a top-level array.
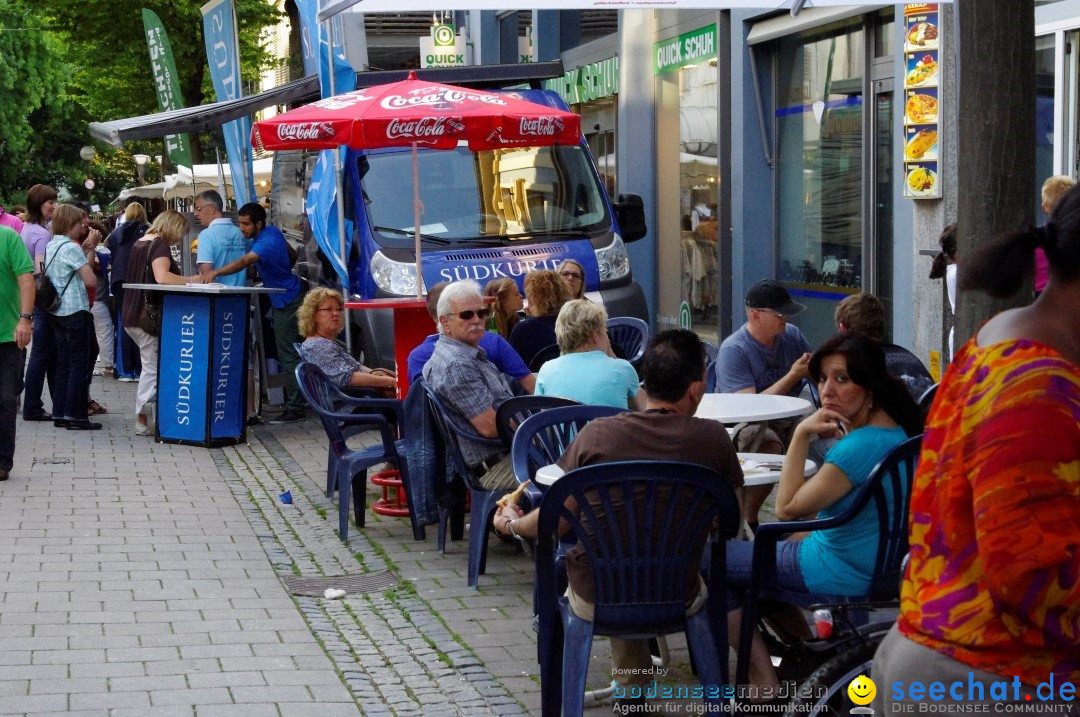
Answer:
[{"left": 370, "top": 467, "right": 410, "bottom": 517}]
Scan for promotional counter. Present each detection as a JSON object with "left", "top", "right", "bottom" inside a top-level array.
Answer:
[{"left": 127, "top": 284, "right": 283, "bottom": 447}]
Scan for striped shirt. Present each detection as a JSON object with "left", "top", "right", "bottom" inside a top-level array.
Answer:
[{"left": 44, "top": 236, "right": 89, "bottom": 316}]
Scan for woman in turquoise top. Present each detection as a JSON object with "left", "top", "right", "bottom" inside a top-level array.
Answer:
[
  {"left": 535, "top": 299, "right": 642, "bottom": 409},
  {"left": 726, "top": 333, "right": 922, "bottom": 693}
]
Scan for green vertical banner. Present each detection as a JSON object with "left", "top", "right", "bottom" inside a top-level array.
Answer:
[{"left": 142, "top": 9, "right": 193, "bottom": 168}]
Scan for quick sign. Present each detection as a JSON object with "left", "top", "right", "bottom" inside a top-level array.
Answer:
[
  {"left": 419, "top": 25, "right": 471, "bottom": 68},
  {"left": 544, "top": 57, "right": 619, "bottom": 105},
  {"left": 653, "top": 25, "right": 717, "bottom": 75}
]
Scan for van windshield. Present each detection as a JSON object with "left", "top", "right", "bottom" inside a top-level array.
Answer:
[{"left": 361, "top": 144, "right": 609, "bottom": 247}]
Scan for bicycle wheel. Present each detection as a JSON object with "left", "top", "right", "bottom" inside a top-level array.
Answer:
[{"left": 784, "top": 638, "right": 881, "bottom": 717}]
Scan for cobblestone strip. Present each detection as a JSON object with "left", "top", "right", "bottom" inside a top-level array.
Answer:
[{"left": 213, "top": 429, "right": 526, "bottom": 716}]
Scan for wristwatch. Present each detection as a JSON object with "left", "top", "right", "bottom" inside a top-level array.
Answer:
[{"left": 19, "top": 313, "right": 32, "bottom": 321}]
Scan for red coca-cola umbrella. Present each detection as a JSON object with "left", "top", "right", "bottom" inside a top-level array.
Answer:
[{"left": 252, "top": 72, "right": 582, "bottom": 299}]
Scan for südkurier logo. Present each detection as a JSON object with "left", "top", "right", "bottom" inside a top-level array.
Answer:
[{"left": 851, "top": 673, "right": 1078, "bottom": 714}]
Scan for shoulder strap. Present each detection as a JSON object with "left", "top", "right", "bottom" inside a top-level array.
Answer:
[
  {"left": 142, "top": 237, "right": 161, "bottom": 283},
  {"left": 41, "top": 240, "right": 62, "bottom": 275}
]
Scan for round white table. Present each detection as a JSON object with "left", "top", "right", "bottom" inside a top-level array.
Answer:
[
  {"left": 694, "top": 393, "right": 813, "bottom": 424},
  {"left": 533, "top": 454, "right": 816, "bottom": 488}
]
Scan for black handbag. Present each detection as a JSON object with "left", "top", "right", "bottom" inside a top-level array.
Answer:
[
  {"left": 34, "top": 246, "right": 76, "bottom": 313},
  {"left": 137, "top": 239, "right": 162, "bottom": 337}
]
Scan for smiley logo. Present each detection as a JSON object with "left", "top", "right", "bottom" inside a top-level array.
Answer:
[{"left": 847, "top": 675, "right": 876, "bottom": 706}]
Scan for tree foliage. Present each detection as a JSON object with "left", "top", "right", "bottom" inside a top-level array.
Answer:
[{"left": 0, "top": 0, "right": 280, "bottom": 205}]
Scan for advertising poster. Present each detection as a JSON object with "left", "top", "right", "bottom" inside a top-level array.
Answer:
[
  {"left": 209, "top": 296, "right": 248, "bottom": 440},
  {"left": 903, "top": 4, "right": 942, "bottom": 199},
  {"left": 158, "top": 295, "right": 210, "bottom": 443}
]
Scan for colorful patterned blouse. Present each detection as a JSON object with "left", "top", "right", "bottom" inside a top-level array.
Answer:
[{"left": 898, "top": 337, "right": 1080, "bottom": 687}]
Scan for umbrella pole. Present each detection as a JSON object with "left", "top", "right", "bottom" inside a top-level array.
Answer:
[
  {"left": 413, "top": 141, "right": 422, "bottom": 300},
  {"left": 334, "top": 147, "right": 351, "bottom": 352}
]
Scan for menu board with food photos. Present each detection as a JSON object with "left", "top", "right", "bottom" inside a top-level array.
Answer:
[{"left": 903, "top": 4, "right": 941, "bottom": 199}]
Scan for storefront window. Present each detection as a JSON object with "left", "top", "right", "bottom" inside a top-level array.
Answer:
[{"left": 776, "top": 23, "right": 864, "bottom": 294}]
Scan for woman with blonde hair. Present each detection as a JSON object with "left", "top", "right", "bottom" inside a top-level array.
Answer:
[
  {"left": 509, "top": 269, "right": 572, "bottom": 368},
  {"left": 535, "top": 299, "right": 641, "bottom": 409},
  {"left": 122, "top": 210, "right": 202, "bottom": 435},
  {"left": 557, "top": 259, "right": 586, "bottom": 300},
  {"left": 298, "top": 288, "right": 396, "bottom": 396},
  {"left": 482, "top": 277, "right": 523, "bottom": 340}
]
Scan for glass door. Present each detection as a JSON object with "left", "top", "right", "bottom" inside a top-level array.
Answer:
[{"left": 870, "top": 83, "right": 894, "bottom": 338}]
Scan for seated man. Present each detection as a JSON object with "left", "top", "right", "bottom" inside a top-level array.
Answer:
[
  {"left": 835, "top": 293, "right": 935, "bottom": 401},
  {"left": 715, "top": 279, "right": 812, "bottom": 526},
  {"left": 408, "top": 281, "right": 535, "bottom": 394},
  {"left": 495, "top": 329, "right": 743, "bottom": 692},
  {"left": 422, "top": 280, "right": 520, "bottom": 491}
]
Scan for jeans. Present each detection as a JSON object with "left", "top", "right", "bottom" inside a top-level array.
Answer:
[
  {"left": 272, "top": 292, "right": 307, "bottom": 412},
  {"left": 125, "top": 326, "right": 158, "bottom": 416},
  {"left": 91, "top": 299, "right": 114, "bottom": 369},
  {"left": 111, "top": 283, "right": 140, "bottom": 376},
  {"left": 0, "top": 342, "right": 25, "bottom": 471},
  {"left": 22, "top": 306, "right": 57, "bottom": 417},
  {"left": 50, "top": 311, "right": 92, "bottom": 422},
  {"left": 725, "top": 539, "right": 808, "bottom": 610}
]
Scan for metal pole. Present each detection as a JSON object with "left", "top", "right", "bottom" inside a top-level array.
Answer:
[
  {"left": 324, "top": 8, "right": 352, "bottom": 352},
  {"left": 413, "top": 141, "right": 422, "bottom": 300}
]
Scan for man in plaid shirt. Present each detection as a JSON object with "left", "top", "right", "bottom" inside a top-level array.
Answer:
[{"left": 422, "top": 280, "right": 517, "bottom": 490}]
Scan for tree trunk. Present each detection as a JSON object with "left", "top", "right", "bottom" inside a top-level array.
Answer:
[{"left": 955, "top": 0, "right": 1035, "bottom": 346}]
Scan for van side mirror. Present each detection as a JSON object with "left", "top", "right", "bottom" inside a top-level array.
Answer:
[{"left": 613, "top": 193, "right": 646, "bottom": 242}]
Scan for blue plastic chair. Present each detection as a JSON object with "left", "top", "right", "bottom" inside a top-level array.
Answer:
[
  {"left": 496, "top": 395, "right": 581, "bottom": 450},
  {"left": 703, "top": 340, "right": 718, "bottom": 364},
  {"left": 917, "top": 382, "right": 938, "bottom": 421},
  {"left": 606, "top": 317, "right": 649, "bottom": 367},
  {"left": 295, "top": 363, "right": 412, "bottom": 542},
  {"left": 510, "top": 404, "right": 627, "bottom": 498},
  {"left": 800, "top": 377, "right": 822, "bottom": 408},
  {"left": 705, "top": 359, "right": 717, "bottom": 393},
  {"left": 423, "top": 383, "right": 512, "bottom": 589},
  {"left": 535, "top": 461, "right": 741, "bottom": 717},
  {"left": 734, "top": 434, "right": 923, "bottom": 687},
  {"left": 529, "top": 343, "right": 562, "bottom": 373}
]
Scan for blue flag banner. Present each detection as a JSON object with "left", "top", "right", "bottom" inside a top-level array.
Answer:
[
  {"left": 299, "top": 1, "right": 356, "bottom": 290},
  {"left": 201, "top": 0, "right": 255, "bottom": 207}
]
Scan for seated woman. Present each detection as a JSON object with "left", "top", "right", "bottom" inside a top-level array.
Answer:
[
  {"left": 482, "top": 277, "right": 523, "bottom": 341},
  {"left": 535, "top": 300, "right": 642, "bottom": 410},
  {"left": 298, "top": 288, "right": 396, "bottom": 397},
  {"left": 509, "top": 269, "right": 571, "bottom": 369},
  {"left": 726, "top": 334, "right": 922, "bottom": 693}
]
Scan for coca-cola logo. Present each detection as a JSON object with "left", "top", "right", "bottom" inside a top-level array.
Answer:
[
  {"left": 519, "top": 117, "right": 564, "bottom": 136},
  {"left": 275, "top": 122, "right": 335, "bottom": 142},
  {"left": 386, "top": 117, "right": 464, "bottom": 140},
  {"left": 381, "top": 89, "right": 506, "bottom": 110}
]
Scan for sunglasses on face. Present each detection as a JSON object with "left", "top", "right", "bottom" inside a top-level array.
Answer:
[{"left": 451, "top": 308, "right": 491, "bottom": 321}]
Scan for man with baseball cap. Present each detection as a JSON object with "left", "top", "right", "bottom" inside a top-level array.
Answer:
[{"left": 715, "top": 279, "right": 813, "bottom": 528}]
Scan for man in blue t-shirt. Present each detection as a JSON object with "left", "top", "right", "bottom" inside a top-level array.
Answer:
[
  {"left": 194, "top": 190, "right": 247, "bottom": 288},
  {"left": 211, "top": 203, "right": 307, "bottom": 423},
  {"left": 407, "top": 281, "right": 535, "bottom": 394},
  {"left": 716, "top": 279, "right": 813, "bottom": 527}
]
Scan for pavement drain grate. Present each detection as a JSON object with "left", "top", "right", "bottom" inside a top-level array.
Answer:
[{"left": 282, "top": 570, "right": 399, "bottom": 597}]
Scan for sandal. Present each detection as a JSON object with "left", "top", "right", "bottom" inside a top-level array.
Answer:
[{"left": 88, "top": 400, "right": 108, "bottom": 415}]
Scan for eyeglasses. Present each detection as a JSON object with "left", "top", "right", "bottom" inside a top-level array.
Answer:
[
  {"left": 450, "top": 308, "right": 491, "bottom": 321},
  {"left": 317, "top": 307, "right": 343, "bottom": 314},
  {"left": 194, "top": 204, "right": 209, "bottom": 213},
  {"left": 559, "top": 271, "right": 583, "bottom": 281}
]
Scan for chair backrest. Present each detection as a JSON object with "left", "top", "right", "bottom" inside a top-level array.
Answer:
[
  {"left": 800, "top": 378, "right": 822, "bottom": 408},
  {"left": 510, "top": 404, "right": 627, "bottom": 486},
  {"left": 496, "top": 395, "right": 581, "bottom": 449},
  {"left": 702, "top": 340, "right": 718, "bottom": 364},
  {"left": 422, "top": 382, "right": 501, "bottom": 488},
  {"left": 917, "top": 383, "right": 938, "bottom": 422},
  {"left": 535, "top": 461, "right": 740, "bottom": 630},
  {"left": 606, "top": 317, "right": 649, "bottom": 365},
  {"left": 529, "top": 343, "right": 561, "bottom": 373},
  {"left": 854, "top": 434, "right": 923, "bottom": 598},
  {"left": 705, "top": 359, "right": 717, "bottom": 393},
  {"left": 296, "top": 362, "right": 398, "bottom": 455},
  {"left": 295, "top": 362, "right": 354, "bottom": 454},
  {"left": 294, "top": 341, "right": 306, "bottom": 362}
]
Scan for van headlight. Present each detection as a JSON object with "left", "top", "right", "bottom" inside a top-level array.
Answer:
[
  {"left": 371, "top": 251, "right": 426, "bottom": 296},
  {"left": 594, "top": 234, "right": 630, "bottom": 282}
]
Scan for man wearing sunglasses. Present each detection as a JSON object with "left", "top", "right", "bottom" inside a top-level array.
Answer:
[
  {"left": 422, "top": 280, "right": 520, "bottom": 490},
  {"left": 715, "top": 279, "right": 812, "bottom": 529}
]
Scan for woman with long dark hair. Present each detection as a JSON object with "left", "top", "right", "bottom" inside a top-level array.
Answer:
[
  {"left": 20, "top": 184, "right": 59, "bottom": 421},
  {"left": 481, "top": 277, "right": 523, "bottom": 340},
  {"left": 727, "top": 333, "right": 921, "bottom": 693},
  {"left": 874, "top": 189, "right": 1080, "bottom": 711}
]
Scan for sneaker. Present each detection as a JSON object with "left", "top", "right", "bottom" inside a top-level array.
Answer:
[
  {"left": 144, "top": 401, "right": 156, "bottom": 432},
  {"left": 118, "top": 375, "right": 139, "bottom": 383},
  {"left": 135, "top": 422, "right": 151, "bottom": 436},
  {"left": 102, "top": 367, "right": 115, "bottom": 379},
  {"left": 269, "top": 409, "right": 306, "bottom": 424}
]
